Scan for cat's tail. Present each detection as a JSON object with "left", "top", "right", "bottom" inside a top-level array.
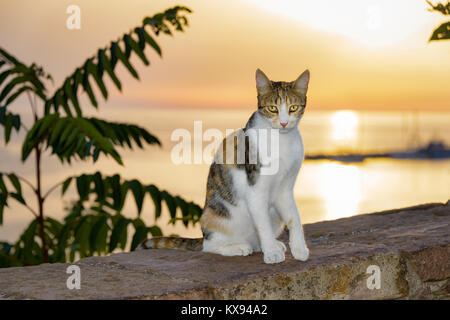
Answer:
[{"left": 136, "top": 237, "right": 203, "bottom": 252}]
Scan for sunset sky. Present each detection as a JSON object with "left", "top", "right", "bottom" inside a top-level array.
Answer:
[{"left": 1, "top": 0, "right": 449, "bottom": 111}]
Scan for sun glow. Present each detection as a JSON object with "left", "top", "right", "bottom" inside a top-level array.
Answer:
[
  {"left": 330, "top": 110, "right": 359, "bottom": 141},
  {"left": 247, "top": 0, "right": 429, "bottom": 47}
]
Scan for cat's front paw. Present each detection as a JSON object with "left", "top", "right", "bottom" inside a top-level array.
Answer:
[
  {"left": 262, "top": 242, "right": 286, "bottom": 264},
  {"left": 290, "top": 243, "right": 309, "bottom": 262}
]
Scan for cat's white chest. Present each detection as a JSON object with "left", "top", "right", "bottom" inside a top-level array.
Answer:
[
  {"left": 231, "top": 128, "right": 304, "bottom": 200},
  {"left": 275, "top": 129, "right": 304, "bottom": 175}
]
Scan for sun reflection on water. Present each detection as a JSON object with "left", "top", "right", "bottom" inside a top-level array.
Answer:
[{"left": 317, "top": 162, "right": 363, "bottom": 221}]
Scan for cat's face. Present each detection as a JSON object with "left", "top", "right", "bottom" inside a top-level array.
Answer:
[{"left": 255, "top": 69, "right": 310, "bottom": 132}]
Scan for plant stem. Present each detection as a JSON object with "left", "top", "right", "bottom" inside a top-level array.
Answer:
[
  {"left": 28, "top": 91, "right": 48, "bottom": 263},
  {"left": 35, "top": 144, "right": 48, "bottom": 263}
]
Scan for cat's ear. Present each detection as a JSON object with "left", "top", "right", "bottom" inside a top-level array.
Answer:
[
  {"left": 293, "top": 69, "right": 310, "bottom": 95},
  {"left": 255, "top": 69, "right": 272, "bottom": 95}
]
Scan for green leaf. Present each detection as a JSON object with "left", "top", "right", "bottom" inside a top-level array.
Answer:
[
  {"left": 76, "top": 174, "right": 90, "bottom": 200},
  {"left": 0, "top": 75, "right": 32, "bottom": 103},
  {"left": 97, "top": 219, "right": 109, "bottom": 254},
  {"left": 0, "top": 173, "right": 7, "bottom": 194},
  {"left": 132, "top": 217, "right": 145, "bottom": 228},
  {"left": 74, "top": 216, "right": 93, "bottom": 256},
  {"left": 4, "top": 113, "right": 12, "bottom": 143},
  {"left": 64, "top": 78, "right": 82, "bottom": 116},
  {"left": 109, "top": 174, "right": 122, "bottom": 210},
  {"left": 21, "top": 219, "right": 38, "bottom": 262},
  {"left": 148, "top": 225, "right": 162, "bottom": 237},
  {"left": 119, "top": 222, "right": 128, "bottom": 250},
  {"left": 0, "top": 194, "right": 6, "bottom": 225},
  {"left": 61, "top": 124, "right": 79, "bottom": 150},
  {"left": 130, "top": 225, "right": 148, "bottom": 251},
  {"left": 56, "top": 89, "right": 73, "bottom": 117},
  {"left": 93, "top": 148, "right": 100, "bottom": 162},
  {"left": 73, "top": 118, "right": 122, "bottom": 163},
  {"left": 109, "top": 216, "right": 129, "bottom": 252},
  {"left": 45, "top": 217, "right": 63, "bottom": 236},
  {"left": 92, "top": 172, "right": 105, "bottom": 203},
  {"left": 0, "top": 109, "right": 21, "bottom": 143},
  {"left": 36, "top": 113, "right": 58, "bottom": 138},
  {"left": 4, "top": 85, "right": 34, "bottom": 106},
  {"left": 99, "top": 49, "right": 122, "bottom": 91},
  {"left": 11, "top": 113, "right": 20, "bottom": 131},
  {"left": 61, "top": 177, "right": 72, "bottom": 195},
  {"left": 89, "top": 215, "right": 109, "bottom": 253},
  {"left": 144, "top": 15, "right": 171, "bottom": 36},
  {"left": 44, "top": 100, "right": 52, "bottom": 115},
  {"left": 113, "top": 42, "right": 139, "bottom": 80},
  {"left": 0, "top": 105, "right": 5, "bottom": 122},
  {"left": 109, "top": 41, "right": 118, "bottom": 68},
  {"left": 161, "top": 191, "right": 177, "bottom": 220},
  {"left": 86, "top": 58, "right": 108, "bottom": 99},
  {"left": 429, "top": 21, "right": 450, "bottom": 41},
  {"left": 188, "top": 202, "right": 203, "bottom": 223},
  {"left": 140, "top": 28, "right": 162, "bottom": 57},
  {"left": 56, "top": 122, "right": 75, "bottom": 150},
  {"left": 82, "top": 68, "right": 98, "bottom": 108},
  {"left": 175, "top": 196, "right": 189, "bottom": 227},
  {"left": 127, "top": 179, "right": 144, "bottom": 214},
  {"left": 9, "top": 192, "right": 26, "bottom": 205},
  {"left": 48, "top": 117, "right": 67, "bottom": 146},
  {"left": 0, "top": 70, "right": 12, "bottom": 87},
  {"left": 21, "top": 113, "right": 58, "bottom": 160},
  {"left": 0, "top": 48, "right": 21, "bottom": 65},
  {"left": 7, "top": 174, "right": 22, "bottom": 195},
  {"left": 125, "top": 34, "right": 149, "bottom": 66},
  {"left": 146, "top": 185, "right": 162, "bottom": 219},
  {"left": 135, "top": 27, "right": 146, "bottom": 51}
]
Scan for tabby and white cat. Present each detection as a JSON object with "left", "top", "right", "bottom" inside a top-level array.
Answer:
[{"left": 138, "top": 69, "right": 310, "bottom": 264}]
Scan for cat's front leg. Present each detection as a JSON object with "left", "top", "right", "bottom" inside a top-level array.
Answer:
[
  {"left": 246, "top": 190, "right": 286, "bottom": 264},
  {"left": 275, "top": 192, "right": 309, "bottom": 261}
]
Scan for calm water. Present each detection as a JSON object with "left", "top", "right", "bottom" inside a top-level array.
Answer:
[{"left": 1, "top": 108, "right": 449, "bottom": 242}]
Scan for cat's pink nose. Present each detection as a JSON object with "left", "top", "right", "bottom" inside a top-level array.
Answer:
[{"left": 280, "top": 122, "right": 288, "bottom": 128}]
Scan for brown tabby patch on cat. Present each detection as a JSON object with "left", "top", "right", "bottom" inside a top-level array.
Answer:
[
  {"left": 204, "top": 162, "right": 235, "bottom": 218},
  {"left": 200, "top": 207, "right": 231, "bottom": 235},
  {"left": 200, "top": 122, "right": 262, "bottom": 240},
  {"left": 216, "top": 129, "right": 261, "bottom": 185}
]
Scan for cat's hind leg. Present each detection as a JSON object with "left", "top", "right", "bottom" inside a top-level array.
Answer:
[
  {"left": 202, "top": 237, "right": 254, "bottom": 256},
  {"left": 214, "top": 243, "right": 253, "bottom": 256}
]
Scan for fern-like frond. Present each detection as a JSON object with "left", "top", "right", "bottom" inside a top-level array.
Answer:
[
  {"left": 0, "top": 48, "right": 50, "bottom": 106},
  {"left": 21, "top": 115, "right": 160, "bottom": 164},
  {"left": 60, "top": 172, "right": 203, "bottom": 225}
]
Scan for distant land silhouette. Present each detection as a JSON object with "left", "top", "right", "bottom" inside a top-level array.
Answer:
[{"left": 305, "top": 140, "right": 450, "bottom": 163}]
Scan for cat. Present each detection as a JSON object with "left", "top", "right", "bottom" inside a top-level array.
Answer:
[{"left": 138, "top": 69, "right": 310, "bottom": 264}]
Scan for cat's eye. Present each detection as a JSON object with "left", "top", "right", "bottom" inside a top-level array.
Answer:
[
  {"left": 267, "top": 106, "right": 278, "bottom": 113},
  {"left": 289, "top": 105, "right": 300, "bottom": 112}
]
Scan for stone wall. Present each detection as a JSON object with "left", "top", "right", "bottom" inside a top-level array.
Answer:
[{"left": 1, "top": 201, "right": 449, "bottom": 300}]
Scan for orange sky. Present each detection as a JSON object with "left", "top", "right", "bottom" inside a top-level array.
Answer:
[{"left": 1, "top": 0, "right": 449, "bottom": 111}]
